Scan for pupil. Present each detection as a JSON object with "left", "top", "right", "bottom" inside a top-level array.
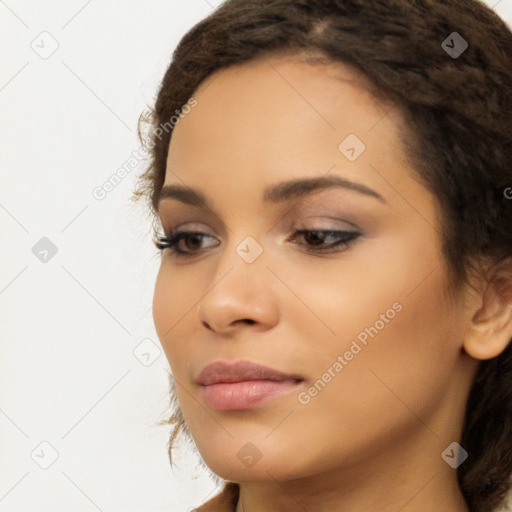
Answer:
[
  {"left": 187, "top": 235, "right": 201, "bottom": 250},
  {"left": 305, "top": 231, "right": 324, "bottom": 245}
]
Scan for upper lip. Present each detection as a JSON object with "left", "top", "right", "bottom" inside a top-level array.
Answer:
[{"left": 197, "top": 360, "right": 304, "bottom": 385}]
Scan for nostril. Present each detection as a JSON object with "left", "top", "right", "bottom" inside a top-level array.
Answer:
[{"left": 201, "top": 319, "right": 255, "bottom": 330}]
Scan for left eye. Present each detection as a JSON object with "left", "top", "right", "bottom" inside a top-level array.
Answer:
[
  {"left": 289, "top": 229, "right": 361, "bottom": 253},
  {"left": 154, "top": 229, "right": 361, "bottom": 258}
]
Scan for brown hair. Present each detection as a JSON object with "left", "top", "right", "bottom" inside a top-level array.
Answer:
[{"left": 133, "top": 1, "right": 512, "bottom": 510}]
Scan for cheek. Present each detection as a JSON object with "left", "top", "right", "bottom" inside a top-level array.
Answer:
[
  {"left": 294, "top": 230, "right": 459, "bottom": 418},
  {"left": 272, "top": 274, "right": 460, "bottom": 475},
  {"left": 152, "top": 265, "right": 194, "bottom": 373},
  {"left": 315, "top": 267, "right": 458, "bottom": 429}
]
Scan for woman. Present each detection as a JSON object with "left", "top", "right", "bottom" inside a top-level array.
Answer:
[{"left": 133, "top": 1, "right": 512, "bottom": 510}]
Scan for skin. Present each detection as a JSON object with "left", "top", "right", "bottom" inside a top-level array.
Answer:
[{"left": 152, "top": 54, "right": 512, "bottom": 512}]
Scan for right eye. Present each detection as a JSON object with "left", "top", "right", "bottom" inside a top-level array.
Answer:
[{"left": 154, "top": 231, "right": 219, "bottom": 258}]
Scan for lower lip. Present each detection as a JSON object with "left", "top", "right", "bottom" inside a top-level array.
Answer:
[{"left": 201, "top": 379, "right": 303, "bottom": 411}]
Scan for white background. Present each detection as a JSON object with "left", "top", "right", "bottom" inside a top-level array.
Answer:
[{"left": 1, "top": 1, "right": 511, "bottom": 511}]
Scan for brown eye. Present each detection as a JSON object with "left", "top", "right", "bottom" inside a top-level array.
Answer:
[
  {"left": 180, "top": 233, "right": 204, "bottom": 251},
  {"left": 154, "top": 232, "right": 219, "bottom": 257},
  {"left": 290, "top": 230, "right": 361, "bottom": 253}
]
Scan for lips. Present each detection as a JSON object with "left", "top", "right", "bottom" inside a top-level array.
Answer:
[
  {"left": 197, "top": 360, "right": 304, "bottom": 385},
  {"left": 196, "top": 360, "right": 304, "bottom": 411}
]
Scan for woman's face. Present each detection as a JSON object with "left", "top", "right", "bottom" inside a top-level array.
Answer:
[{"left": 153, "top": 55, "right": 479, "bottom": 485}]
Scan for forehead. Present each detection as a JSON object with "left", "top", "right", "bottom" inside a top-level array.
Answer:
[
  {"left": 172, "top": 55, "right": 395, "bottom": 141},
  {"left": 164, "top": 54, "right": 412, "bottom": 205}
]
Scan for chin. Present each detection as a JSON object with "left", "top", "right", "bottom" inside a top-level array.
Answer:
[{"left": 199, "top": 444, "right": 312, "bottom": 484}]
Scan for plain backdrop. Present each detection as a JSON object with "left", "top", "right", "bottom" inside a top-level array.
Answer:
[{"left": 1, "top": 1, "right": 511, "bottom": 511}]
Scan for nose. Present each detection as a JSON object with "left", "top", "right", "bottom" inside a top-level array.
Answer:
[{"left": 196, "top": 241, "right": 279, "bottom": 334}]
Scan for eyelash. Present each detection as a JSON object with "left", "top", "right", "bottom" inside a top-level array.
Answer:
[{"left": 154, "top": 229, "right": 361, "bottom": 258}]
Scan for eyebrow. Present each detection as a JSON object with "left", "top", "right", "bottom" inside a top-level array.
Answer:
[{"left": 157, "top": 175, "right": 386, "bottom": 211}]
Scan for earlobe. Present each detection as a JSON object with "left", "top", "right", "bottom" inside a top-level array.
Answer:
[{"left": 463, "top": 260, "right": 512, "bottom": 361}]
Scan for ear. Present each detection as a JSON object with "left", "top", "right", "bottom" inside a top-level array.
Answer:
[{"left": 463, "top": 258, "right": 512, "bottom": 360}]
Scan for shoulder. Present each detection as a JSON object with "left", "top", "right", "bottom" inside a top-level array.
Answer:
[{"left": 194, "top": 482, "right": 240, "bottom": 512}]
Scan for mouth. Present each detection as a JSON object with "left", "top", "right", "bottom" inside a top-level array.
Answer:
[{"left": 196, "top": 360, "right": 305, "bottom": 411}]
